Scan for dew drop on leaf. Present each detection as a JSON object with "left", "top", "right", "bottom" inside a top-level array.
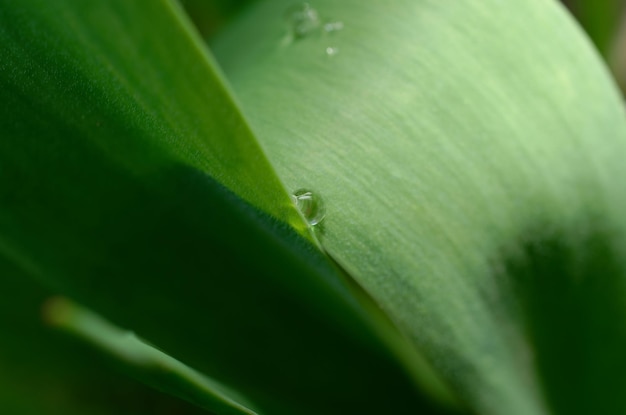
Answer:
[
  {"left": 325, "top": 46, "right": 339, "bottom": 56},
  {"left": 323, "top": 21, "right": 344, "bottom": 34},
  {"left": 291, "top": 189, "right": 326, "bottom": 226},
  {"left": 285, "top": 3, "right": 320, "bottom": 39}
]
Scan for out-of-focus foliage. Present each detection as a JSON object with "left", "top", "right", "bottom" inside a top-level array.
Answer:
[
  {"left": 562, "top": 0, "right": 623, "bottom": 56},
  {"left": 0, "top": 261, "right": 210, "bottom": 415},
  {"left": 180, "top": 0, "right": 257, "bottom": 37},
  {"left": 561, "top": 0, "right": 626, "bottom": 92}
]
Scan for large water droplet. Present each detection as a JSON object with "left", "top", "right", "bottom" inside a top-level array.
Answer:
[
  {"left": 291, "top": 189, "right": 326, "bottom": 226},
  {"left": 285, "top": 3, "right": 320, "bottom": 39}
]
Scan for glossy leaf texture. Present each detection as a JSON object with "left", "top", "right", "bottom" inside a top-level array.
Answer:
[
  {"left": 0, "top": 0, "right": 460, "bottom": 414},
  {"left": 211, "top": 0, "right": 626, "bottom": 414}
]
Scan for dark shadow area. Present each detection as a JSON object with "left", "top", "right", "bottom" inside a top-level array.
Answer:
[
  {"left": 180, "top": 0, "right": 259, "bottom": 39},
  {"left": 503, "top": 224, "right": 626, "bottom": 414},
  {"left": 0, "top": 258, "right": 212, "bottom": 415}
]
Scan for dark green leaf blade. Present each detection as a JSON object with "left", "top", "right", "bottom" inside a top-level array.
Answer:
[{"left": 0, "top": 0, "right": 300, "bottom": 228}]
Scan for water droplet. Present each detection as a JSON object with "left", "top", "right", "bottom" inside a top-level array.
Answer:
[
  {"left": 323, "top": 21, "right": 344, "bottom": 33},
  {"left": 291, "top": 189, "right": 326, "bottom": 226},
  {"left": 285, "top": 3, "right": 320, "bottom": 39},
  {"left": 325, "top": 46, "right": 339, "bottom": 56}
]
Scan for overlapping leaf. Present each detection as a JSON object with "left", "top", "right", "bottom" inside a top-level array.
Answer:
[{"left": 211, "top": 0, "right": 626, "bottom": 414}]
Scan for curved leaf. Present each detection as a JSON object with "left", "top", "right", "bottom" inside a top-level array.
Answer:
[{"left": 211, "top": 0, "right": 626, "bottom": 414}]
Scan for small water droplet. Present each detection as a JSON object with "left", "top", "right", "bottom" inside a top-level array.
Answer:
[
  {"left": 325, "top": 46, "right": 339, "bottom": 56},
  {"left": 291, "top": 189, "right": 326, "bottom": 226},
  {"left": 323, "top": 21, "right": 344, "bottom": 33},
  {"left": 285, "top": 3, "right": 320, "bottom": 39}
]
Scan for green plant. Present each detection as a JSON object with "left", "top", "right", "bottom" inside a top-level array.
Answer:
[{"left": 2, "top": 1, "right": 626, "bottom": 414}]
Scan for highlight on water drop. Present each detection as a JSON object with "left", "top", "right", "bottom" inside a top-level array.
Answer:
[
  {"left": 291, "top": 189, "right": 326, "bottom": 226},
  {"left": 325, "top": 46, "right": 339, "bottom": 56},
  {"left": 323, "top": 21, "right": 344, "bottom": 34}
]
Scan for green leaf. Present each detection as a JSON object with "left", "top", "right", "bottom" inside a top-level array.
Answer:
[
  {"left": 211, "top": 0, "right": 626, "bottom": 414},
  {"left": 0, "top": 0, "right": 458, "bottom": 413}
]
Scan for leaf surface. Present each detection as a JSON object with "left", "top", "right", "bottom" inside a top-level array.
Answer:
[{"left": 211, "top": 0, "right": 626, "bottom": 413}]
